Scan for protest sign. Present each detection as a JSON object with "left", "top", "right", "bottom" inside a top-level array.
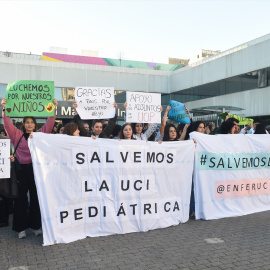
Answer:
[
  {"left": 75, "top": 87, "right": 115, "bottom": 119},
  {"left": 168, "top": 100, "right": 191, "bottom": 124},
  {"left": 0, "top": 139, "right": 10, "bottom": 179},
  {"left": 5, "top": 80, "right": 55, "bottom": 117},
  {"left": 29, "top": 133, "right": 194, "bottom": 246},
  {"left": 218, "top": 113, "right": 253, "bottom": 125},
  {"left": 190, "top": 132, "right": 270, "bottom": 220},
  {"left": 126, "top": 92, "right": 161, "bottom": 123}
]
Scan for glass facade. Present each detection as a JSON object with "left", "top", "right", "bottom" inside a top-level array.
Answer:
[
  {"left": 0, "top": 67, "right": 269, "bottom": 124},
  {"left": 169, "top": 70, "right": 264, "bottom": 103}
]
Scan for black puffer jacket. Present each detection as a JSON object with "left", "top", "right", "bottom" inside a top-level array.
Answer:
[{"left": 73, "top": 114, "right": 117, "bottom": 138}]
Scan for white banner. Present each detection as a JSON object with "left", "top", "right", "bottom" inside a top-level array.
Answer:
[
  {"left": 28, "top": 133, "right": 194, "bottom": 246},
  {"left": 0, "top": 139, "right": 10, "bottom": 179},
  {"left": 190, "top": 132, "right": 270, "bottom": 220},
  {"left": 126, "top": 91, "right": 161, "bottom": 123},
  {"left": 75, "top": 87, "right": 115, "bottom": 119}
]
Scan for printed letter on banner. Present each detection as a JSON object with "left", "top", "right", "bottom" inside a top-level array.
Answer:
[
  {"left": 29, "top": 134, "right": 194, "bottom": 245},
  {"left": 190, "top": 132, "right": 270, "bottom": 220}
]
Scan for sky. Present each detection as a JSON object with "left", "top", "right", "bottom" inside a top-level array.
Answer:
[{"left": 0, "top": 0, "right": 270, "bottom": 64}]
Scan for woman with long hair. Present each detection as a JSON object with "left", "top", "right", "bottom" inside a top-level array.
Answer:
[
  {"left": 120, "top": 123, "right": 135, "bottom": 140},
  {"left": 123, "top": 102, "right": 160, "bottom": 141},
  {"left": 163, "top": 123, "right": 179, "bottom": 141},
  {"left": 157, "top": 105, "right": 192, "bottom": 141},
  {"left": 131, "top": 122, "right": 157, "bottom": 141},
  {"left": 1, "top": 97, "right": 58, "bottom": 239}
]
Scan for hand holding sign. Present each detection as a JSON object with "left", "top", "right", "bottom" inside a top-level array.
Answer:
[
  {"left": 218, "top": 113, "right": 253, "bottom": 125},
  {"left": 75, "top": 87, "right": 115, "bottom": 119},
  {"left": 168, "top": 100, "right": 191, "bottom": 124},
  {"left": 5, "top": 80, "right": 55, "bottom": 117},
  {"left": 126, "top": 92, "right": 161, "bottom": 123}
]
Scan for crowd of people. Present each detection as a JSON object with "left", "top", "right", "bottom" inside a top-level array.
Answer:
[{"left": 0, "top": 99, "right": 270, "bottom": 240}]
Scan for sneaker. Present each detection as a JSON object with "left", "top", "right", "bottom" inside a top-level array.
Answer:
[
  {"left": 33, "top": 228, "right": 42, "bottom": 236},
  {"left": 18, "top": 230, "right": 26, "bottom": 239}
]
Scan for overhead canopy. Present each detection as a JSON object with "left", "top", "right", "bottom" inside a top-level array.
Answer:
[{"left": 190, "top": 105, "right": 244, "bottom": 115}]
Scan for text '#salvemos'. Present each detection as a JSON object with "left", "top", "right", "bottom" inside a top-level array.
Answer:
[{"left": 199, "top": 152, "right": 270, "bottom": 170}]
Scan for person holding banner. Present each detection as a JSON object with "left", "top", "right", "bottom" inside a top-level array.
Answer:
[
  {"left": 157, "top": 105, "right": 192, "bottom": 141},
  {"left": 132, "top": 123, "right": 157, "bottom": 141},
  {"left": 1, "top": 97, "right": 58, "bottom": 239},
  {"left": 120, "top": 123, "right": 135, "bottom": 140},
  {"left": 162, "top": 124, "right": 179, "bottom": 141},
  {"left": 123, "top": 102, "right": 160, "bottom": 141},
  {"left": 192, "top": 121, "right": 205, "bottom": 134}
]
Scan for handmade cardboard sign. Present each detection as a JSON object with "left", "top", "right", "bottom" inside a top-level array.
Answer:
[
  {"left": 75, "top": 87, "right": 115, "bottom": 119},
  {"left": 126, "top": 92, "right": 161, "bottom": 123},
  {"left": 5, "top": 80, "right": 55, "bottom": 117}
]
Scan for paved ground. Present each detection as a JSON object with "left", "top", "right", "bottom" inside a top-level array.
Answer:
[{"left": 1, "top": 211, "right": 270, "bottom": 270}]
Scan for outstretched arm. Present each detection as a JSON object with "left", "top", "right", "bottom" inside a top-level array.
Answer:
[
  {"left": 159, "top": 105, "right": 171, "bottom": 136},
  {"left": 179, "top": 124, "right": 190, "bottom": 141},
  {"left": 1, "top": 98, "right": 21, "bottom": 143},
  {"left": 72, "top": 102, "right": 89, "bottom": 137},
  {"left": 185, "top": 105, "right": 192, "bottom": 120}
]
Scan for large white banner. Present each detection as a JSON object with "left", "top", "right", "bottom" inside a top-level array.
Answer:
[
  {"left": 75, "top": 87, "right": 115, "bottom": 119},
  {"left": 0, "top": 139, "right": 10, "bottom": 179},
  {"left": 29, "top": 133, "right": 194, "bottom": 246},
  {"left": 126, "top": 91, "right": 161, "bottom": 123},
  {"left": 190, "top": 132, "right": 270, "bottom": 220}
]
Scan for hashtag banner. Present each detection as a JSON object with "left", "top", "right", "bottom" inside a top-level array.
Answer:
[{"left": 190, "top": 132, "right": 270, "bottom": 220}]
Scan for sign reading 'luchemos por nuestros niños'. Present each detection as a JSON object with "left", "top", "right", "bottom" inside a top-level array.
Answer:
[{"left": 5, "top": 80, "right": 55, "bottom": 117}]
